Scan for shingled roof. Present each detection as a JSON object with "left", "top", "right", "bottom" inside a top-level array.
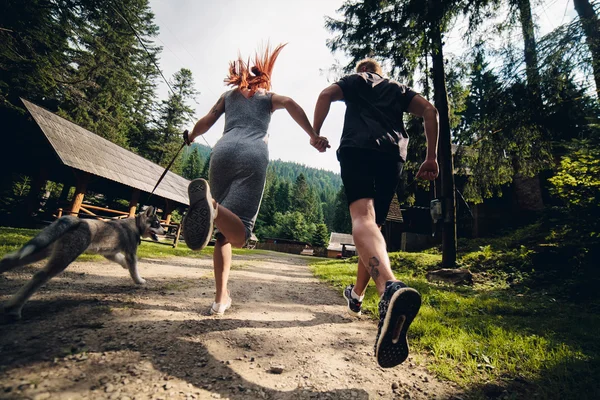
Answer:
[
  {"left": 327, "top": 232, "right": 356, "bottom": 252},
  {"left": 386, "top": 194, "right": 404, "bottom": 223},
  {"left": 22, "top": 99, "right": 190, "bottom": 206}
]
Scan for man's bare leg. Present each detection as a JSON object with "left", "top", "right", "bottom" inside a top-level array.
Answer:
[
  {"left": 349, "top": 198, "right": 421, "bottom": 368},
  {"left": 349, "top": 199, "right": 395, "bottom": 296}
]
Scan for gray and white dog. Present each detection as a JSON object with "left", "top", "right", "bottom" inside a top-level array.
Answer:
[{"left": 0, "top": 206, "right": 164, "bottom": 321}]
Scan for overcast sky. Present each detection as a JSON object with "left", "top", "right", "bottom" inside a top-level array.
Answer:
[{"left": 148, "top": 0, "right": 578, "bottom": 173}]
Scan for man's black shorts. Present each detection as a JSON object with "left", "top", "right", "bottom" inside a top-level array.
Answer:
[{"left": 338, "top": 147, "right": 404, "bottom": 226}]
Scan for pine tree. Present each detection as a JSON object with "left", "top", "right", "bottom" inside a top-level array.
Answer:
[
  {"left": 200, "top": 154, "right": 211, "bottom": 180},
  {"left": 257, "top": 180, "right": 278, "bottom": 228},
  {"left": 182, "top": 148, "right": 202, "bottom": 180},
  {"left": 154, "top": 68, "right": 198, "bottom": 168},
  {"left": 291, "top": 174, "right": 310, "bottom": 214},
  {"left": 274, "top": 180, "right": 292, "bottom": 214},
  {"left": 312, "top": 224, "right": 330, "bottom": 248},
  {"left": 0, "top": 0, "right": 71, "bottom": 113},
  {"left": 574, "top": 0, "right": 600, "bottom": 100},
  {"left": 455, "top": 50, "right": 514, "bottom": 202},
  {"left": 276, "top": 211, "right": 315, "bottom": 243},
  {"left": 58, "top": 0, "right": 161, "bottom": 148},
  {"left": 129, "top": 54, "right": 161, "bottom": 158},
  {"left": 333, "top": 186, "right": 352, "bottom": 234}
]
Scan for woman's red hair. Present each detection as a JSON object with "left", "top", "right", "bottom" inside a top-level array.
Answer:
[{"left": 224, "top": 43, "right": 287, "bottom": 95}]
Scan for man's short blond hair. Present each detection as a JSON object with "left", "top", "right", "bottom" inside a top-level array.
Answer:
[{"left": 355, "top": 58, "right": 382, "bottom": 75}]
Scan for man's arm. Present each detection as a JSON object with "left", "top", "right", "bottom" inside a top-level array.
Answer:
[
  {"left": 313, "top": 84, "right": 344, "bottom": 135},
  {"left": 406, "top": 95, "right": 439, "bottom": 180},
  {"left": 272, "top": 94, "right": 330, "bottom": 153}
]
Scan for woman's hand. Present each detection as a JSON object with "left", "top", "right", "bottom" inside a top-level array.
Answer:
[
  {"left": 311, "top": 136, "right": 330, "bottom": 153},
  {"left": 183, "top": 130, "right": 192, "bottom": 146}
]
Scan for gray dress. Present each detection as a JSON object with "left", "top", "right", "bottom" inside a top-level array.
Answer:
[{"left": 209, "top": 89, "right": 272, "bottom": 240}]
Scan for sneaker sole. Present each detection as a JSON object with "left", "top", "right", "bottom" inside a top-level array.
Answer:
[
  {"left": 343, "top": 290, "right": 362, "bottom": 316},
  {"left": 182, "top": 179, "right": 214, "bottom": 251},
  {"left": 375, "top": 287, "right": 421, "bottom": 368}
]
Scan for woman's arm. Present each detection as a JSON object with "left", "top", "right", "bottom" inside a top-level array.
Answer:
[
  {"left": 271, "top": 94, "right": 330, "bottom": 152},
  {"left": 187, "top": 93, "right": 226, "bottom": 144}
]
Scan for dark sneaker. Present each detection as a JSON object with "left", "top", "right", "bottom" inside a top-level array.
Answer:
[
  {"left": 182, "top": 179, "right": 216, "bottom": 250},
  {"left": 343, "top": 284, "right": 362, "bottom": 316},
  {"left": 374, "top": 280, "right": 422, "bottom": 368}
]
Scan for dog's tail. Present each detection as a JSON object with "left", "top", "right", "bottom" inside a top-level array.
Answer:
[{"left": 12, "top": 216, "right": 80, "bottom": 260}]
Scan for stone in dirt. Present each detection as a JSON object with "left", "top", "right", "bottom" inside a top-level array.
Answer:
[
  {"left": 270, "top": 365, "right": 285, "bottom": 374},
  {"left": 425, "top": 268, "right": 473, "bottom": 285}
]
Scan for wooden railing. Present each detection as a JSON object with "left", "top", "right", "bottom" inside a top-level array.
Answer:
[{"left": 55, "top": 203, "right": 182, "bottom": 248}]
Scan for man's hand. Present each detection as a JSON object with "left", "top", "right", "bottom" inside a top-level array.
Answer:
[
  {"left": 416, "top": 159, "right": 439, "bottom": 181},
  {"left": 310, "top": 136, "right": 331, "bottom": 153},
  {"left": 183, "top": 130, "right": 191, "bottom": 146}
]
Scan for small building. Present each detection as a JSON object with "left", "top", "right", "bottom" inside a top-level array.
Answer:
[
  {"left": 3, "top": 99, "right": 189, "bottom": 245},
  {"left": 327, "top": 232, "right": 356, "bottom": 258},
  {"left": 384, "top": 195, "right": 439, "bottom": 252},
  {"left": 256, "top": 237, "right": 311, "bottom": 255}
]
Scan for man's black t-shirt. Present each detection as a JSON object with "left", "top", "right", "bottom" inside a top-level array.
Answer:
[{"left": 335, "top": 72, "right": 417, "bottom": 161}]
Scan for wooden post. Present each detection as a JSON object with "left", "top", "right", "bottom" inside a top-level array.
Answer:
[
  {"left": 172, "top": 222, "right": 182, "bottom": 248},
  {"left": 70, "top": 172, "right": 90, "bottom": 216},
  {"left": 128, "top": 189, "right": 140, "bottom": 218},
  {"left": 163, "top": 199, "right": 172, "bottom": 225},
  {"left": 26, "top": 167, "right": 49, "bottom": 217},
  {"left": 58, "top": 184, "right": 71, "bottom": 201}
]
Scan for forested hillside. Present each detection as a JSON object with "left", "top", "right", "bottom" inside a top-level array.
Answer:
[{"left": 182, "top": 144, "right": 345, "bottom": 242}]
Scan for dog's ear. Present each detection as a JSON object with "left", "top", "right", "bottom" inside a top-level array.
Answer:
[{"left": 145, "top": 206, "right": 154, "bottom": 217}]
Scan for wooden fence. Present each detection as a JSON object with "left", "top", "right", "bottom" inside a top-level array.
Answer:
[{"left": 55, "top": 203, "right": 182, "bottom": 248}]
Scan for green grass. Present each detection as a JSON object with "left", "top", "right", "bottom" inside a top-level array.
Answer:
[
  {"left": 311, "top": 253, "right": 600, "bottom": 399},
  {"left": 0, "top": 227, "right": 268, "bottom": 261}
]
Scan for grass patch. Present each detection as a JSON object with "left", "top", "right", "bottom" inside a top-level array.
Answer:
[
  {"left": 0, "top": 227, "right": 268, "bottom": 261},
  {"left": 311, "top": 253, "right": 600, "bottom": 399}
]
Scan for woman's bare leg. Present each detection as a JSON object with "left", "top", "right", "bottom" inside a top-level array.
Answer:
[
  {"left": 213, "top": 234, "right": 232, "bottom": 305},
  {"left": 213, "top": 202, "right": 246, "bottom": 248}
]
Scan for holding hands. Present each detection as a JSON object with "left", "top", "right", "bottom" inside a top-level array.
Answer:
[{"left": 310, "top": 135, "right": 330, "bottom": 153}]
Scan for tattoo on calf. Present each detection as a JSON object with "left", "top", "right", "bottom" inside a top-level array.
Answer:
[{"left": 368, "top": 256, "right": 380, "bottom": 280}]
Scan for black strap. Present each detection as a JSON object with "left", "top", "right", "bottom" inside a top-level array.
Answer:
[{"left": 147, "top": 140, "right": 185, "bottom": 202}]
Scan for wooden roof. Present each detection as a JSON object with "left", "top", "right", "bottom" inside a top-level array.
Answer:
[
  {"left": 327, "top": 232, "right": 356, "bottom": 252},
  {"left": 22, "top": 99, "right": 189, "bottom": 206}
]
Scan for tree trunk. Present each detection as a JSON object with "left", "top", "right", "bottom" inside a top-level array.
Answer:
[
  {"left": 513, "top": 174, "right": 544, "bottom": 211},
  {"left": 574, "top": 0, "right": 600, "bottom": 100},
  {"left": 516, "top": 0, "right": 543, "bottom": 112},
  {"left": 514, "top": 0, "right": 545, "bottom": 211},
  {"left": 430, "top": 22, "right": 457, "bottom": 268}
]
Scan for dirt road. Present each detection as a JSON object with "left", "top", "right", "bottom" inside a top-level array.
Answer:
[{"left": 0, "top": 251, "right": 460, "bottom": 399}]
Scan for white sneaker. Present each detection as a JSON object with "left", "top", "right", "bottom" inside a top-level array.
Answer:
[{"left": 210, "top": 296, "right": 232, "bottom": 315}]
